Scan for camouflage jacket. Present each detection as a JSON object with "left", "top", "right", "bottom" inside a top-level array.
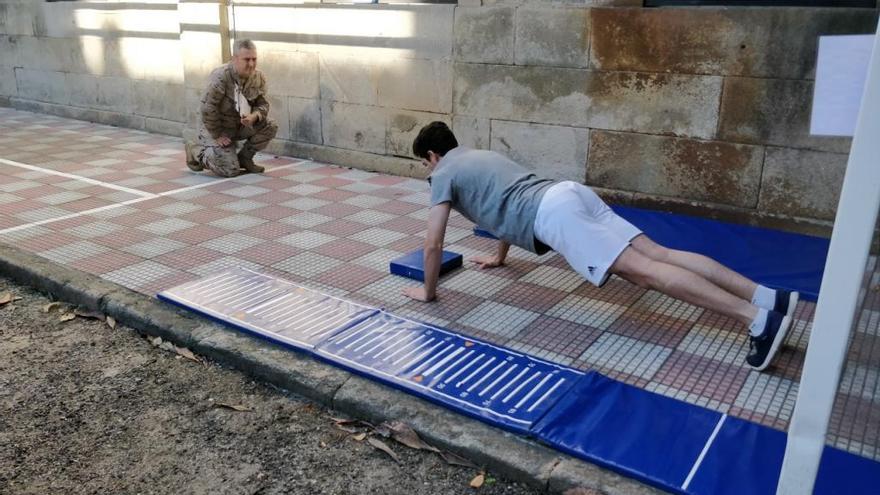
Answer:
[{"left": 199, "top": 63, "right": 271, "bottom": 139}]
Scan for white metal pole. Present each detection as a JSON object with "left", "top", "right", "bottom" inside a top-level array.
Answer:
[{"left": 777, "top": 25, "right": 880, "bottom": 495}]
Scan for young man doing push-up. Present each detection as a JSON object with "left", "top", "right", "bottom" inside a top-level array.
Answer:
[{"left": 402, "top": 122, "right": 798, "bottom": 372}]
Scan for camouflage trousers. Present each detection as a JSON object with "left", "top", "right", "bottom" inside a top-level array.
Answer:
[{"left": 194, "top": 118, "right": 278, "bottom": 177}]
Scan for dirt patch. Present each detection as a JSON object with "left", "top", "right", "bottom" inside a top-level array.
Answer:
[{"left": 0, "top": 277, "right": 541, "bottom": 495}]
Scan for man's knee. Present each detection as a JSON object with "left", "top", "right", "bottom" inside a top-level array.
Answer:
[{"left": 630, "top": 235, "right": 671, "bottom": 263}]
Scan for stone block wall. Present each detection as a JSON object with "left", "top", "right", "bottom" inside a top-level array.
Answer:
[
  {"left": 1, "top": 0, "right": 878, "bottom": 234},
  {"left": 0, "top": 0, "right": 185, "bottom": 135}
]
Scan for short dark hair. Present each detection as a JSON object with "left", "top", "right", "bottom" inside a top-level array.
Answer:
[
  {"left": 235, "top": 39, "right": 256, "bottom": 54},
  {"left": 412, "top": 121, "right": 458, "bottom": 160}
]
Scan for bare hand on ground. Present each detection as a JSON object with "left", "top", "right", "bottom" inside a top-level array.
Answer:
[
  {"left": 470, "top": 255, "right": 503, "bottom": 270},
  {"left": 402, "top": 287, "right": 435, "bottom": 302},
  {"left": 216, "top": 136, "right": 232, "bottom": 147}
]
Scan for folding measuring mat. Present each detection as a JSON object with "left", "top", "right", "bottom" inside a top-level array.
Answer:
[
  {"left": 157, "top": 268, "right": 377, "bottom": 350},
  {"left": 315, "top": 311, "right": 583, "bottom": 433},
  {"left": 389, "top": 249, "right": 463, "bottom": 281}
]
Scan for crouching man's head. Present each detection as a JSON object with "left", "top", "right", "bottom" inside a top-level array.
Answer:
[
  {"left": 412, "top": 121, "right": 458, "bottom": 171},
  {"left": 232, "top": 39, "right": 258, "bottom": 79}
]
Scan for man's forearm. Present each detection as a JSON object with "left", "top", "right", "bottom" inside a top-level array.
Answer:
[
  {"left": 496, "top": 240, "right": 511, "bottom": 264},
  {"left": 422, "top": 244, "right": 444, "bottom": 300}
]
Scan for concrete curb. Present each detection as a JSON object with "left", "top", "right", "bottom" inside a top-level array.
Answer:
[{"left": 0, "top": 243, "right": 662, "bottom": 495}]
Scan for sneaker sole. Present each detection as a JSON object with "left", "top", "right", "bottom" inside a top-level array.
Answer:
[
  {"left": 750, "top": 315, "right": 792, "bottom": 372},
  {"left": 781, "top": 291, "right": 800, "bottom": 346}
]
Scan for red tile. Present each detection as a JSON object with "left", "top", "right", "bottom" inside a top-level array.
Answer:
[
  {"left": 572, "top": 277, "right": 647, "bottom": 306},
  {"left": 386, "top": 235, "right": 423, "bottom": 253},
  {"left": 154, "top": 246, "right": 226, "bottom": 270},
  {"left": 607, "top": 308, "right": 695, "bottom": 348},
  {"left": 312, "top": 176, "right": 355, "bottom": 188},
  {"left": 235, "top": 241, "right": 302, "bottom": 266},
  {"left": 241, "top": 222, "right": 294, "bottom": 240},
  {"left": 514, "top": 315, "right": 603, "bottom": 358},
  {"left": 249, "top": 205, "right": 300, "bottom": 221},
  {"left": 69, "top": 250, "right": 144, "bottom": 275},
  {"left": 112, "top": 211, "right": 166, "bottom": 227},
  {"left": 166, "top": 224, "right": 229, "bottom": 244},
  {"left": 653, "top": 351, "right": 750, "bottom": 403},
  {"left": 312, "top": 202, "right": 361, "bottom": 219},
  {"left": 368, "top": 187, "right": 410, "bottom": 200},
  {"left": 365, "top": 175, "right": 407, "bottom": 186},
  {"left": 312, "top": 219, "right": 369, "bottom": 237},
  {"left": 312, "top": 165, "right": 347, "bottom": 176},
  {"left": 379, "top": 216, "right": 425, "bottom": 235},
  {"left": 375, "top": 200, "right": 423, "bottom": 216},
  {"left": 494, "top": 282, "right": 568, "bottom": 313},
  {"left": 311, "top": 188, "right": 358, "bottom": 202},
  {"left": 728, "top": 407, "right": 789, "bottom": 431},
  {"left": 314, "top": 238, "right": 377, "bottom": 262},
  {"left": 179, "top": 208, "right": 230, "bottom": 224},
  {"left": 400, "top": 289, "right": 483, "bottom": 323},
  {"left": 315, "top": 264, "right": 386, "bottom": 292},
  {"left": 91, "top": 228, "right": 155, "bottom": 249}
]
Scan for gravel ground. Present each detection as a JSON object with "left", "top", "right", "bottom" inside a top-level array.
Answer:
[{"left": 0, "top": 276, "right": 546, "bottom": 495}]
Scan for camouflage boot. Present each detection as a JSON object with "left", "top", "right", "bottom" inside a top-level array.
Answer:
[
  {"left": 237, "top": 144, "right": 264, "bottom": 174},
  {"left": 185, "top": 142, "right": 203, "bottom": 171}
]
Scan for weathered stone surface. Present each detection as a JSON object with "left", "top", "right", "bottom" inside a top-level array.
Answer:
[
  {"left": 96, "top": 76, "right": 134, "bottom": 114},
  {"left": 66, "top": 73, "right": 99, "bottom": 108},
  {"left": 274, "top": 139, "right": 422, "bottom": 178},
  {"left": 0, "top": 1, "right": 36, "bottom": 37},
  {"left": 590, "top": 8, "right": 879, "bottom": 79},
  {"left": 719, "top": 77, "right": 851, "bottom": 154},
  {"left": 181, "top": 31, "right": 224, "bottom": 90},
  {"left": 321, "top": 100, "right": 386, "bottom": 155},
  {"left": 144, "top": 117, "right": 183, "bottom": 137},
  {"left": 289, "top": 97, "right": 323, "bottom": 145},
  {"left": 454, "top": 6, "right": 515, "bottom": 64},
  {"left": 387, "top": 110, "right": 450, "bottom": 158},
  {"left": 549, "top": 457, "right": 663, "bottom": 495},
  {"left": 455, "top": 64, "right": 721, "bottom": 137},
  {"left": 259, "top": 50, "right": 319, "bottom": 99},
  {"left": 0, "top": 65, "right": 16, "bottom": 97},
  {"left": 490, "top": 120, "right": 588, "bottom": 181},
  {"left": 184, "top": 87, "right": 201, "bottom": 131},
  {"left": 14, "top": 68, "right": 69, "bottom": 105},
  {"left": 453, "top": 115, "right": 490, "bottom": 150},
  {"left": 319, "top": 53, "right": 379, "bottom": 105},
  {"left": 454, "top": 63, "right": 589, "bottom": 126},
  {"left": 588, "top": 130, "right": 763, "bottom": 208},
  {"left": 486, "top": 0, "right": 640, "bottom": 5},
  {"left": 124, "top": 38, "right": 184, "bottom": 83},
  {"left": 235, "top": 4, "right": 453, "bottom": 60},
  {"left": 377, "top": 58, "right": 453, "bottom": 114},
  {"left": 267, "top": 94, "right": 290, "bottom": 141},
  {"left": 585, "top": 71, "right": 721, "bottom": 139},
  {"left": 133, "top": 80, "right": 186, "bottom": 122},
  {"left": 759, "top": 147, "right": 848, "bottom": 220},
  {"left": 515, "top": 6, "right": 589, "bottom": 68},
  {"left": 6, "top": 36, "right": 80, "bottom": 73}
]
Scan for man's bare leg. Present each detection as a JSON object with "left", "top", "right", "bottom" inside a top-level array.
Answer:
[
  {"left": 610, "top": 247, "right": 758, "bottom": 326},
  {"left": 629, "top": 234, "right": 757, "bottom": 302}
]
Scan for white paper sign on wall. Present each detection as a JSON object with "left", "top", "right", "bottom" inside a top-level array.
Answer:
[{"left": 810, "top": 34, "right": 874, "bottom": 137}]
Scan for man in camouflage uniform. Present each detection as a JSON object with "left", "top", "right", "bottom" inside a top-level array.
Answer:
[{"left": 185, "top": 39, "right": 278, "bottom": 177}]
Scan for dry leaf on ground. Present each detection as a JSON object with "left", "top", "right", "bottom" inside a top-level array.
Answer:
[
  {"left": 469, "top": 473, "right": 485, "bottom": 489},
  {"left": 367, "top": 436, "right": 400, "bottom": 464},
  {"left": 174, "top": 346, "right": 202, "bottom": 364},
  {"left": 0, "top": 292, "right": 21, "bottom": 306},
  {"left": 563, "top": 489, "right": 605, "bottom": 495},
  {"left": 215, "top": 402, "right": 252, "bottom": 412},
  {"left": 43, "top": 302, "right": 63, "bottom": 313},
  {"left": 59, "top": 312, "right": 76, "bottom": 322},
  {"left": 74, "top": 309, "right": 105, "bottom": 321},
  {"left": 352, "top": 432, "right": 367, "bottom": 442},
  {"left": 383, "top": 421, "right": 439, "bottom": 453},
  {"left": 440, "top": 449, "right": 478, "bottom": 468},
  {"left": 106, "top": 316, "right": 117, "bottom": 329}
]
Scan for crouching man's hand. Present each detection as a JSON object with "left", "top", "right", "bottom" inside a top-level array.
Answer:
[{"left": 402, "top": 286, "right": 435, "bottom": 302}]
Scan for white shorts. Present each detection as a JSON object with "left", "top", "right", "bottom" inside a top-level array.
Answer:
[{"left": 533, "top": 181, "right": 642, "bottom": 287}]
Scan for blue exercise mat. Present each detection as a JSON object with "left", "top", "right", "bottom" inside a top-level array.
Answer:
[
  {"left": 390, "top": 249, "right": 463, "bottom": 282},
  {"left": 612, "top": 206, "right": 828, "bottom": 301}
]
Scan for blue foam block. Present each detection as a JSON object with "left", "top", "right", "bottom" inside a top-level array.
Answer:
[
  {"left": 473, "top": 226, "right": 499, "bottom": 240},
  {"left": 317, "top": 311, "right": 583, "bottom": 434},
  {"left": 532, "top": 371, "right": 722, "bottom": 492},
  {"left": 612, "top": 206, "right": 828, "bottom": 300},
  {"left": 390, "top": 249, "right": 462, "bottom": 281}
]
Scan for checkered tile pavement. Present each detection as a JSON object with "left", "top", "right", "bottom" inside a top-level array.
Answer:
[{"left": 1, "top": 106, "right": 877, "bottom": 461}]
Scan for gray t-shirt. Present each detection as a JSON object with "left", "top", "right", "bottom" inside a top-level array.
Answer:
[{"left": 428, "top": 146, "right": 554, "bottom": 255}]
